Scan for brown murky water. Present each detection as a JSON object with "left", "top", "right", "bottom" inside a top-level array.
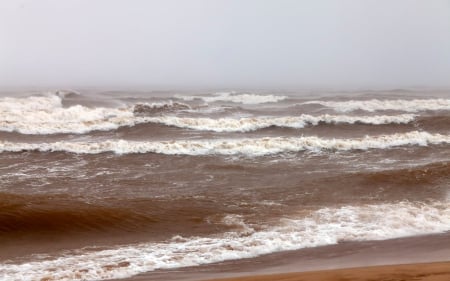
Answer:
[{"left": 0, "top": 90, "right": 449, "bottom": 280}]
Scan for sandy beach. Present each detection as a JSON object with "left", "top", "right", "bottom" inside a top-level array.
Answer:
[
  {"left": 206, "top": 262, "right": 450, "bottom": 281},
  {"left": 111, "top": 232, "right": 450, "bottom": 281}
]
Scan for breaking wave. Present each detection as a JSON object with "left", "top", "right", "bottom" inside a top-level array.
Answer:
[
  {"left": 302, "top": 98, "right": 450, "bottom": 112},
  {"left": 143, "top": 114, "right": 416, "bottom": 132},
  {"left": 0, "top": 95, "right": 189, "bottom": 134},
  {"left": 1, "top": 201, "right": 449, "bottom": 281},
  {"left": 1, "top": 131, "right": 448, "bottom": 156},
  {"left": 175, "top": 92, "right": 287, "bottom": 104},
  {"left": 0, "top": 93, "right": 417, "bottom": 134}
]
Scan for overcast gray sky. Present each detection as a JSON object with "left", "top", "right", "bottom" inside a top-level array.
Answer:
[{"left": 1, "top": 0, "right": 450, "bottom": 90}]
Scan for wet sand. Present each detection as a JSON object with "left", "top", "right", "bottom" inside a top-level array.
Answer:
[
  {"left": 112, "top": 232, "right": 450, "bottom": 281},
  {"left": 206, "top": 262, "right": 450, "bottom": 281}
]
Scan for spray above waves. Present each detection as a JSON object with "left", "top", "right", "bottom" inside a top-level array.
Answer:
[
  {"left": 301, "top": 98, "right": 450, "bottom": 112},
  {"left": 0, "top": 131, "right": 448, "bottom": 156},
  {"left": 1, "top": 201, "right": 449, "bottom": 281}
]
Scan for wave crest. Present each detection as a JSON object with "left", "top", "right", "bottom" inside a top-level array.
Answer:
[
  {"left": 0, "top": 94, "right": 416, "bottom": 134},
  {"left": 0, "top": 95, "right": 186, "bottom": 134},
  {"left": 143, "top": 114, "right": 415, "bottom": 132},
  {"left": 1, "top": 131, "right": 448, "bottom": 156},
  {"left": 1, "top": 201, "right": 449, "bottom": 281},
  {"left": 176, "top": 92, "right": 287, "bottom": 104},
  {"left": 302, "top": 99, "right": 450, "bottom": 112}
]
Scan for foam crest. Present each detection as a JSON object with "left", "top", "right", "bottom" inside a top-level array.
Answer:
[
  {"left": 0, "top": 94, "right": 417, "bottom": 135},
  {"left": 0, "top": 94, "right": 140, "bottom": 134},
  {"left": 1, "top": 131, "right": 448, "bottom": 156},
  {"left": 0, "top": 95, "right": 185, "bottom": 134},
  {"left": 0, "top": 111, "right": 416, "bottom": 135},
  {"left": 302, "top": 99, "right": 450, "bottom": 112},
  {"left": 0, "top": 93, "right": 63, "bottom": 112},
  {"left": 146, "top": 114, "right": 416, "bottom": 132},
  {"left": 176, "top": 92, "right": 287, "bottom": 104},
  {"left": 1, "top": 201, "right": 449, "bottom": 281}
]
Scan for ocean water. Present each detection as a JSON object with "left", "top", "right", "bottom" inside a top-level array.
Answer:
[{"left": 0, "top": 90, "right": 449, "bottom": 281}]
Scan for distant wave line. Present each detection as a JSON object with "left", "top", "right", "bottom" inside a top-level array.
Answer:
[
  {"left": 0, "top": 93, "right": 417, "bottom": 134},
  {"left": 175, "top": 92, "right": 287, "bottom": 104},
  {"left": 301, "top": 98, "right": 450, "bottom": 112}
]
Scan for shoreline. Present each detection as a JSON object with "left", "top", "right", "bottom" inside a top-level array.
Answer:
[
  {"left": 205, "top": 261, "right": 450, "bottom": 281},
  {"left": 110, "top": 232, "right": 450, "bottom": 281}
]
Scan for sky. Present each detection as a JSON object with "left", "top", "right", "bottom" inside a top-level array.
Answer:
[{"left": 1, "top": 0, "right": 450, "bottom": 90}]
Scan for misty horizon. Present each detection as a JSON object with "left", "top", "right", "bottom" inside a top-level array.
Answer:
[{"left": 1, "top": 0, "right": 450, "bottom": 91}]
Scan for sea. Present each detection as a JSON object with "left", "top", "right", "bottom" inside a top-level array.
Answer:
[{"left": 0, "top": 89, "right": 449, "bottom": 281}]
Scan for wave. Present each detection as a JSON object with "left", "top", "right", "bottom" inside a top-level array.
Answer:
[
  {"left": 0, "top": 94, "right": 446, "bottom": 135},
  {"left": 0, "top": 94, "right": 134, "bottom": 134},
  {"left": 0, "top": 94, "right": 189, "bottom": 134},
  {"left": 0, "top": 193, "right": 228, "bottom": 238},
  {"left": 143, "top": 114, "right": 416, "bottom": 132},
  {"left": 301, "top": 98, "right": 450, "bottom": 112},
  {"left": 55, "top": 90, "right": 81, "bottom": 99},
  {"left": 0, "top": 93, "right": 416, "bottom": 134},
  {"left": 1, "top": 131, "right": 448, "bottom": 156},
  {"left": 132, "top": 101, "right": 191, "bottom": 115},
  {"left": 0, "top": 194, "right": 153, "bottom": 235},
  {"left": 2, "top": 201, "right": 449, "bottom": 281},
  {"left": 175, "top": 92, "right": 287, "bottom": 104}
]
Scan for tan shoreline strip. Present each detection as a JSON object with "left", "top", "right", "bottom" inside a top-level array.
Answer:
[{"left": 204, "top": 261, "right": 450, "bottom": 281}]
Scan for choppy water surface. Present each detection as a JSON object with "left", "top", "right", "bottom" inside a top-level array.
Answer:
[{"left": 0, "top": 90, "right": 449, "bottom": 281}]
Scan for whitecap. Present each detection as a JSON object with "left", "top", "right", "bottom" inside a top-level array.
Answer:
[
  {"left": 1, "top": 131, "right": 448, "bottom": 156},
  {"left": 1, "top": 201, "right": 448, "bottom": 281},
  {"left": 301, "top": 98, "right": 450, "bottom": 112}
]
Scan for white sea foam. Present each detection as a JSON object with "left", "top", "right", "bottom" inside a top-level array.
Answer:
[
  {"left": 302, "top": 98, "right": 450, "bottom": 112},
  {"left": 1, "top": 201, "right": 449, "bottom": 281},
  {"left": 0, "top": 94, "right": 416, "bottom": 134},
  {"left": 176, "top": 92, "right": 287, "bottom": 104},
  {"left": 146, "top": 114, "right": 415, "bottom": 132},
  {"left": 0, "top": 131, "right": 448, "bottom": 156},
  {"left": 0, "top": 95, "right": 188, "bottom": 134},
  {"left": 0, "top": 94, "right": 136, "bottom": 134}
]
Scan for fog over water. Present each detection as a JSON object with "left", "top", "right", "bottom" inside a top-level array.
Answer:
[{"left": 1, "top": 0, "right": 450, "bottom": 90}]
